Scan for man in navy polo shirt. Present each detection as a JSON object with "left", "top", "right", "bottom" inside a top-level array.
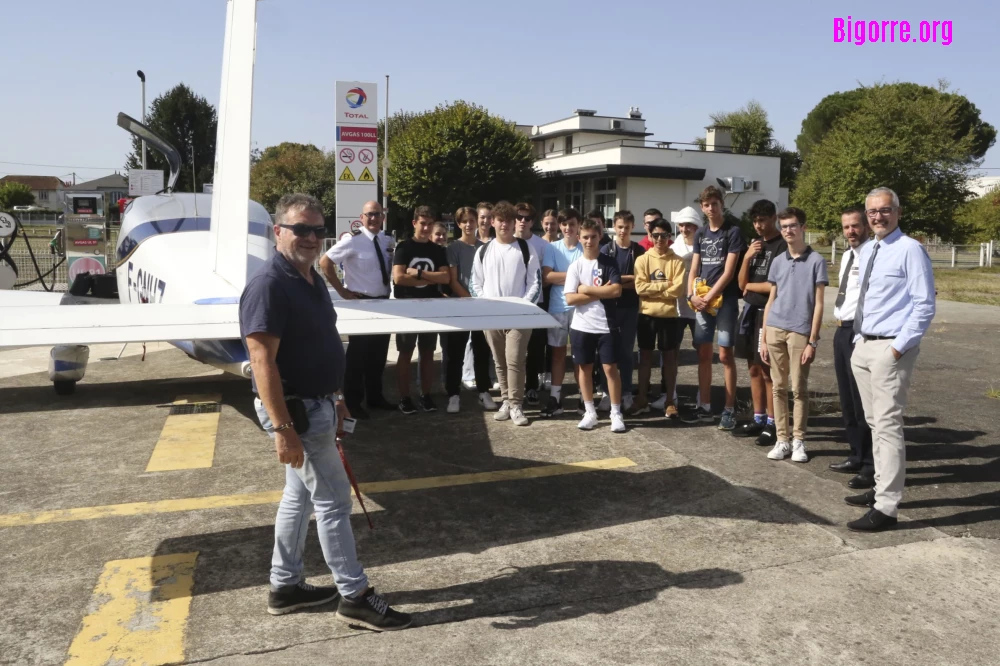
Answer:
[{"left": 240, "top": 193, "right": 409, "bottom": 631}]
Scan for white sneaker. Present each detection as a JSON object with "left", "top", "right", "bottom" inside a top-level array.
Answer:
[
  {"left": 492, "top": 381, "right": 501, "bottom": 390},
  {"left": 651, "top": 394, "right": 667, "bottom": 410},
  {"left": 577, "top": 411, "right": 599, "bottom": 430},
  {"left": 610, "top": 413, "right": 626, "bottom": 433},
  {"left": 791, "top": 439, "right": 809, "bottom": 463},
  {"left": 494, "top": 401, "right": 510, "bottom": 421},
  {"left": 509, "top": 405, "right": 529, "bottom": 426},
  {"left": 447, "top": 395, "right": 460, "bottom": 414},
  {"left": 479, "top": 392, "right": 497, "bottom": 410},
  {"left": 767, "top": 441, "right": 792, "bottom": 460},
  {"left": 597, "top": 394, "right": 611, "bottom": 412},
  {"left": 462, "top": 379, "right": 477, "bottom": 390}
]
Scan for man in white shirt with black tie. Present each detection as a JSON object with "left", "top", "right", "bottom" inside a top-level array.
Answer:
[
  {"left": 319, "top": 200, "right": 394, "bottom": 419},
  {"left": 829, "top": 207, "right": 875, "bottom": 491}
]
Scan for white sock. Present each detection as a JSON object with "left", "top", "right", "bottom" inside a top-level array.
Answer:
[
  {"left": 611, "top": 403, "right": 622, "bottom": 416},
  {"left": 551, "top": 385, "right": 562, "bottom": 401},
  {"left": 700, "top": 402, "right": 712, "bottom": 412},
  {"left": 584, "top": 400, "right": 595, "bottom": 414}
]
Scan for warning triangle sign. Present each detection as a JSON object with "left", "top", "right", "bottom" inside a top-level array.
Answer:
[
  {"left": 339, "top": 166, "right": 355, "bottom": 181},
  {"left": 358, "top": 167, "right": 375, "bottom": 182}
]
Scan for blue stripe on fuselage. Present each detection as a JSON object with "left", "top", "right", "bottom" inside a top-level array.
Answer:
[{"left": 116, "top": 217, "right": 273, "bottom": 263}]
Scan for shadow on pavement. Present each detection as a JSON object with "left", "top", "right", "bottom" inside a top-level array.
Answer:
[{"left": 392, "top": 560, "right": 743, "bottom": 629}]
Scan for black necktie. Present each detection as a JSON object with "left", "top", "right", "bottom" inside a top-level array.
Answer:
[
  {"left": 835, "top": 251, "right": 854, "bottom": 308},
  {"left": 853, "top": 242, "right": 880, "bottom": 336},
  {"left": 373, "top": 235, "right": 389, "bottom": 286}
]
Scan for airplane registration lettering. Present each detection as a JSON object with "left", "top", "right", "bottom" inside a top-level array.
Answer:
[{"left": 128, "top": 261, "right": 167, "bottom": 304}]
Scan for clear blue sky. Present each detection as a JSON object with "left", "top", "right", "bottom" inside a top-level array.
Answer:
[{"left": 3, "top": 0, "right": 998, "bottom": 183}]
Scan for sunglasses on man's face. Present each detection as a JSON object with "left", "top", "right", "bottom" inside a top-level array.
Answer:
[
  {"left": 515, "top": 215, "right": 532, "bottom": 222},
  {"left": 279, "top": 224, "right": 328, "bottom": 238},
  {"left": 651, "top": 232, "right": 670, "bottom": 240}
]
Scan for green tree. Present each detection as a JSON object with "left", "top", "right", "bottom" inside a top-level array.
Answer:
[
  {"left": 793, "top": 83, "right": 986, "bottom": 241},
  {"left": 387, "top": 101, "right": 537, "bottom": 222},
  {"left": 796, "top": 82, "right": 996, "bottom": 161},
  {"left": 957, "top": 186, "right": 1000, "bottom": 242},
  {"left": 694, "top": 100, "right": 800, "bottom": 189},
  {"left": 0, "top": 182, "right": 35, "bottom": 210},
  {"left": 249, "top": 142, "right": 337, "bottom": 215},
  {"left": 125, "top": 83, "right": 217, "bottom": 193}
]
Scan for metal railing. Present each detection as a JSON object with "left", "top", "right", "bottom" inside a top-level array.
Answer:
[
  {"left": 6, "top": 228, "right": 120, "bottom": 291},
  {"left": 822, "top": 238, "right": 997, "bottom": 268}
]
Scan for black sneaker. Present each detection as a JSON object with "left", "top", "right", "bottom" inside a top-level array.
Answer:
[
  {"left": 419, "top": 394, "right": 437, "bottom": 412},
  {"left": 267, "top": 581, "right": 339, "bottom": 616},
  {"left": 754, "top": 423, "right": 777, "bottom": 447},
  {"left": 398, "top": 397, "right": 417, "bottom": 415},
  {"left": 733, "top": 420, "right": 765, "bottom": 438},
  {"left": 525, "top": 389, "right": 540, "bottom": 406},
  {"left": 336, "top": 587, "right": 412, "bottom": 632},
  {"left": 540, "top": 395, "right": 563, "bottom": 417},
  {"left": 679, "top": 407, "right": 714, "bottom": 424}
]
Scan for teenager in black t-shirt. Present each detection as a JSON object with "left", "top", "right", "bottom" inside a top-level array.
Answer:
[
  {"left": 734, "top": 199, "right": 786, "bottom": 444},
  {"left": 391, "top": 206, "right": 450, "bottom": 414}
]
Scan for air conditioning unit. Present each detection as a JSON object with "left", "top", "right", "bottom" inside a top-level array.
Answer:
[
  {"left": 721, "top": 177, "right": 759, "bottom": 193},
  {"left": 610, "top": 119, "right": 622, "bottom": 130}
]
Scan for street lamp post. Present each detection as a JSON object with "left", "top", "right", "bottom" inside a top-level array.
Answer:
[{"left": 137, "top": 70, "right": 146, "bottom": 169}]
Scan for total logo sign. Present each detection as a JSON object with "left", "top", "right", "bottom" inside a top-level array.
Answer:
[{"left": 342, "top": 86, "right": 370, "bottom": 119}]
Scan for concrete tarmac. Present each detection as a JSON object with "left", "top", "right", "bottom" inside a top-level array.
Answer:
[{"left": 0, "top": 298, "right": 998, "bottom": 665}]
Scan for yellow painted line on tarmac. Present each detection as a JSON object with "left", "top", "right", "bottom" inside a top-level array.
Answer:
[
  {"left": 65, "top": 552, "right": 198, "bottom": 666},
  {"left": 145, "top": 394, "right": 222, "bottom": 472},
  {"left": 0, "top": 457, "right": 635, "bottom": 528}
]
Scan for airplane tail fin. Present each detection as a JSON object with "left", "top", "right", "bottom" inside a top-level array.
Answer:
[{"left": 208, "top": 0, "right": 258, "bottom": 291}]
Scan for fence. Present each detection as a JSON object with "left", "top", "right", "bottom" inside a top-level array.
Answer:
[
  {"left": 4, "top": 228, "right": 120, "bottom": 292},
  {"left": 816, "top": 236, "right": 997, "bottom": 269}
]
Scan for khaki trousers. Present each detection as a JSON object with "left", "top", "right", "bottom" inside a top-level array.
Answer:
[
  {"left": 765, "top": 326, "right": 811, "bottom": 443},
  {"left": 851, "top": 338, "right": 919, "bottom": 517},
  {"left": 485, "top": 329, "right": 531, "bottom": 407}
]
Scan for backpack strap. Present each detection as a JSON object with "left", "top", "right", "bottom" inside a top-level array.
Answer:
[{"left": 516, "top": 238, "right": 530, "bottom": 267}]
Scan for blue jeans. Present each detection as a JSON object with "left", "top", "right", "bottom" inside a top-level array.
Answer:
[
  {"left": 694, "top": 294, "right": 739, "bottom": 348},
  {"left": 601, "top": 307, "right": 638, "bottom": 395},
  {"left": 255, "top": 397, "right": 369, "bottom": 597}
]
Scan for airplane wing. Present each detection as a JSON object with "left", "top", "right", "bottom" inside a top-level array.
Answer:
[{"left": 0, "top": 297, "right": 557, "bottom": 348}]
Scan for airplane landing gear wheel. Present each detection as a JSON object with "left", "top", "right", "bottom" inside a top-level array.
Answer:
[{"left": 53, "top": 380, "right": 77, "bottom": 395}]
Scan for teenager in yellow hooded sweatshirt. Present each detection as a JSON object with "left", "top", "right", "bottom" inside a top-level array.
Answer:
[{"left": 634, "top": 218, "right": 688, "bottom": 418}]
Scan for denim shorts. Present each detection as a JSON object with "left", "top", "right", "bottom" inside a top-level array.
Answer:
[
  {"left": 547, "top": 310, "right": 574, "bottom": 347},
  {"left": 694, "top": 294, "right": 739, "bottom": 348}
]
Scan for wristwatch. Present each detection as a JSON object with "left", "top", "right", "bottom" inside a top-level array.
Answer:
[
  {"left": 332, "top": 392, "right": 345, "bottom": 402},
  {"left": 808, "top": 341, "right": 819, "bottom": 349}
]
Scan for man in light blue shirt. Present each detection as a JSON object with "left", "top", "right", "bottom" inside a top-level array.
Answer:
[{"left": 847, "top": 187, "right": 935, "bottom": 533}]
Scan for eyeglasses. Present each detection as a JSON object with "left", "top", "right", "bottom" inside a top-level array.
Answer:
[
  {"left": 650, "top": 232, "right": 670, "bottom": 240},
  {"left": 779, "top": 223, "right": 801, "bottom": 232},
  {"left": 866, "top": 207, "right": 896, "bottom": 218},
  {"left": 279, "top": 224, "right": 328, "bottom": 238},
  {"left": 362, "top": 211, "right": 385, "bottom": 219},
  {"left": 515, "top": 215, "right": 532, "bottom": 221}
]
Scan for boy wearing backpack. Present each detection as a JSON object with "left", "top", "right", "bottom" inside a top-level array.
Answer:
[{"left": 470, "top": 201, "right": 542, "bottom": 426}]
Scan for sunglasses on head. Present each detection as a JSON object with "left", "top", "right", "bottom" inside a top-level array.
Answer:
[
  {"left": 651, "top": 232, "right": 670, "bottom": 240},
  {"left": 279, "top": 223, "right": 328, "bottom": 238}
]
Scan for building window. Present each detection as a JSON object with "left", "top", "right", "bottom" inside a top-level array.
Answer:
[
  {"left": 562, "top": 179, "right": 583, "bottom": 212},
  {"left": 38, "top": 190, "right": 49, "bottom": 201},
  {"left": 565, "top": 135, "right": 573, "bottom": 155},
  {"left": 541, "top": 182, "right": 559, "bottom": 213},
  {"left": 592, "top": 177, "right": 617, "bottom": 220}
]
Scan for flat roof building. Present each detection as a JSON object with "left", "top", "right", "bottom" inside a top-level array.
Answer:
[{"left": 521, "top": 108, "right": 785, "bottom": 224}]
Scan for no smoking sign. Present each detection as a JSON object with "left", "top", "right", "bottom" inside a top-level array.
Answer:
[{"left": 339, "top": 148, "right": 355, "bottom": 163}]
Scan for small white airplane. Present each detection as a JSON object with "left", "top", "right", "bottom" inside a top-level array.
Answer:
[{"left": 0, "top": 0, "right": 554, "bottom": 394}]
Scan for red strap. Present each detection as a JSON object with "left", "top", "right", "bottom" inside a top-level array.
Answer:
[{"left": 336, "top": 436, "right": 374, "bottom": 530}]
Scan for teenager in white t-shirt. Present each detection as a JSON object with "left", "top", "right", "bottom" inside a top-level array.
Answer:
[{"left": 564, "top": 219, "right": 625, "bottom": 433}]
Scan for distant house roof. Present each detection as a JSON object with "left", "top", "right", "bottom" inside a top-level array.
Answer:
[
  {"left": 68, "top": 174, "right": 128, "bottom": 190},
  {"left": 0, "top": 175, "right": 67, "bottom": 190}
]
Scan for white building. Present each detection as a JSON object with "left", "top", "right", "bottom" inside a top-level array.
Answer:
[
  {"left": 522, "top": 108, "right": 784, "bottom": 223},
  {"left": 0, "top": 175, "right": 68, "bottom": 210},
  {"left": 967, "top": 175, "right": 1000, "bottom": 198}
]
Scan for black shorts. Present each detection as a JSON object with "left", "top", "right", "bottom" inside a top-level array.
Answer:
[
  {"left": 736, "top": 307, "right": 766, "bottom": 365},
  {"left": 636, "top": 314, "right": 685, "bottom": 352},
  {"left": 396, "top": 332, "right": 437, "bottom": 354},
  {"left": 570, "top": 329, "right": 619, "bottom": 366}
]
